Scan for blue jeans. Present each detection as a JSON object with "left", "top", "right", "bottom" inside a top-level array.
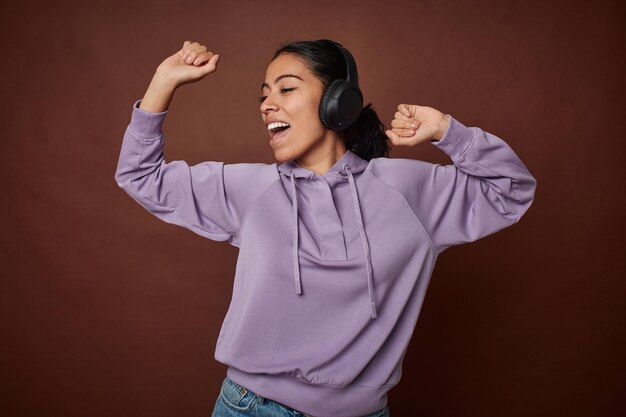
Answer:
[{"left": 211, "top": 377, "right": 390, "bottom": 417}]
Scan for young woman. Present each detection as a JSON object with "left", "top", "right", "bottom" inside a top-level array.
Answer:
[{"left": 115, "top": 39, "right": 536, "bottom": 417}]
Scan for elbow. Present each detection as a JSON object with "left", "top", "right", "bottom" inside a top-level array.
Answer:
[
  {"left": 114, "top": 166, "right": 129, "bottom": 189},
  {"left": 114, "top": 163, "right": 137, "bottom": 191},
  {"left": 514, "top": 173, "right": 537, "bottom": 223},
  {"left": 114, "top": 172, "right": 124, "bottom": 188}
]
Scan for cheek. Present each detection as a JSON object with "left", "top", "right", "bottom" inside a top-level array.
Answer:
[{"left": 301, "top": 97, "right": 323, "bottom": 128}]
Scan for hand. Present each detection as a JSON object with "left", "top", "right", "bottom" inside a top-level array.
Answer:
[
  {"left": 385, "top": 104, "right": 450, "bottom": 146},
  {"left": 154, "top": 41, "right": 220, "bottom": 89},
  {"left": 139, "top": 41, "right": 220, "bottom": 112}
]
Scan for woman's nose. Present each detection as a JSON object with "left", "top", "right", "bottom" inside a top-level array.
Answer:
[{"left": 260, "top": 95, "right": 277, "bottom": 113}]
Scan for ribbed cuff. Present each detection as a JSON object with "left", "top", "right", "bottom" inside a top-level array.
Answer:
[
  {"left": 127, "top": 99, "right": 168, "bottom": 139},
  {"left": 431, "top": 115, "right": 476, "bottom": 161}
]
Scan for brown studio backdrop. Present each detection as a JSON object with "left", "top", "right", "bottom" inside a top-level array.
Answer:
[{"left": 1, "top": 0, "right": 624, "bottom": 416}]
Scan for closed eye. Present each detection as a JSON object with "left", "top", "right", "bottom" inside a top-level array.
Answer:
[{"left": 258, "top": 88, "right": 297, "bottom": 103}]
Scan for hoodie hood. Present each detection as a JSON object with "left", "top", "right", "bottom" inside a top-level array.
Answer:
[{"left": 277, "top": 148, "right": 369, "bottom": 180}]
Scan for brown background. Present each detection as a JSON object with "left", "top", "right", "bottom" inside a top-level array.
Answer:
[{"left": 1, "top": 0, "right": 624, "bottom": 416}]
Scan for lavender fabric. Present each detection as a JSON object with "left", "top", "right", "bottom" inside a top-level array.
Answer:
[{"left": 115, "top": 100, "right": 536, "bottom": 417}]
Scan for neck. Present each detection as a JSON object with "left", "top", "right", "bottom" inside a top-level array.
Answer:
[{"left": 296, "top": 139, "right": 347, "bottom": 176}]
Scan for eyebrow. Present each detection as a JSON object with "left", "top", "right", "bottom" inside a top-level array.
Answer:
[{"left": 261, "top": 74, "right": 304, "bottom": 90}]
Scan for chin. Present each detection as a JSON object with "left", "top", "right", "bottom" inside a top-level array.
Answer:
[
  {"left": 272, "top": 145, "right": 303, "bottom": 164},
  {"left": 271, "top": 148, "right": 293, "bottom": 163}
]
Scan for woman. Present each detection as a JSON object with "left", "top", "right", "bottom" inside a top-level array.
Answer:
[{"left": 115, "top": 40, "right": 536, "bottom": 417}]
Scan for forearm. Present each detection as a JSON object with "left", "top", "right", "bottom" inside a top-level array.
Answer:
[
  {"left": 434, "top": 118, "right": 536, "bottom": 220},
  {"left": 115, "top": 102, "right": 167, "bottom": 188}
]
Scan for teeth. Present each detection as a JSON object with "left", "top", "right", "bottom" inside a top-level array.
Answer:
[{"left": 267, "top": 121, "right": 290, "bottom": 130}]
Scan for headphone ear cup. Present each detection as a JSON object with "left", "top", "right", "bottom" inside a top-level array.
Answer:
[
  {"left": 319, "top": 80, "right": 363, "bottom": 131},
  {"left": 337, "top": 85, "right": 363, "bottom": 129},
  {"left": 319, "top": 79, "right": 344, "bottom": 130}
]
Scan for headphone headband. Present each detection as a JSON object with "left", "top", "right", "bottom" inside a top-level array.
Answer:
[{"left": 338, "top": 45, "right": 359, "bottom": 86}]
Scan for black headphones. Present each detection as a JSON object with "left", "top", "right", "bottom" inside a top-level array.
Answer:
[{"left": 318, "top": 42, "right": 363, "bottom": 131}]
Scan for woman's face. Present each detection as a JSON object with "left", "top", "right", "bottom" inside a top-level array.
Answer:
[{"left": 260, "top": 53, "right": 341, "bottom": 164}]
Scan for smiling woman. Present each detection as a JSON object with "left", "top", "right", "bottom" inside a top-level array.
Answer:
[
  {"left": 114, "top": 39, "right": 536, "bottom": 417},
  {"left": 260, "top": 52, "right": 345, "bottom": 167}
]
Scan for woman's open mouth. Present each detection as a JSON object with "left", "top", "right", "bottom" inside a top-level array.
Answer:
[{"left": 267, "top": 121, "right": 291, "bottom": 145}]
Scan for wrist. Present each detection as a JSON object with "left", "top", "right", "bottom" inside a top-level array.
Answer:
[
  {"left": 149, "top": 72, "right": 178, "bottom": 93},
  {"left": 139, "top": 74, "right": 177, "bottom": 113},
  {"left": 432, "top": 114, "right": 450, "bottom": 141}
]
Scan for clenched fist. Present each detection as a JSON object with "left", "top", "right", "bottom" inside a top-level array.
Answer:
[
  {"left": 385, "top": 104, "right": 450, "bottom": 146},
  {"left": 155, "top": 41, "right": 220, "bottom": 87},
  {"left": 140, "top": 40, "right": 219, "bottom": 112}
]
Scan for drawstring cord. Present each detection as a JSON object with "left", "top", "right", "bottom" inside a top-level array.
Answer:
[
  {"left": 288, "top": 165, "right": 377, "bottom": 319},
  {"left": 344, "top": 165, "right": 377, "bottom": 319},
  {"left": 289, "top": 171, "right": 302, "bottom": 294}
]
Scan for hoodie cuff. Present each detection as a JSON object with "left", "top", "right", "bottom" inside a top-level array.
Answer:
[
  {"left": 127, "top": 99, "right": 168, "bottom": 139},
  {"left": 430, "top": 115, "right": 476, "bottom": 161}
]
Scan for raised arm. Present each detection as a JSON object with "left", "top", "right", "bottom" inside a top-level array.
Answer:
[
  {"left": 114, "top": 41, "right": 277, "bottom": 247},
  {"left": 382, "top": 104, "right": 537, "bottom": 253}
]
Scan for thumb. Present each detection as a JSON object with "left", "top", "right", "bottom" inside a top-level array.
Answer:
[
  {"left": 209, "top": 53, "right": 220, "bottom": 68},
  {"left": 385, "top": 129, "right": 400, "bottom": 144},
  {"left": 198, "top": 54, "right": 220, "bottom": 76}
]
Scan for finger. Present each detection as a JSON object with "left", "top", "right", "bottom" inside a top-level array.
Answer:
[
  {"left": 394, "top": 111, "right": 411, "bottom": 121},
  {"left": 185, "top": 41, "right": 201, "bottom": 52},
  {"left": 181, "top": 41, "right": 208, "bottom": 63},
  {"left": 183, "top": 49, "right": 200, "bottom": 64},
  {"left": 178, "top": 41, "right": 190, "bottom": 58},
  {"left": 193, "top": 51, "right": 215, "bottom": 66},
  {"left": 185, "top": 42, "right": 207, "bottom": 53},
  {"left": 385, "top": 129, "right": 410, "bottom": 146},
  {"left": 385, "top": 129, "right": 398, "bottom": 142},
  {"left": 196, "top": 54, "right": 220, "bottom": 75},
  {"left": 391, "top": 119, "right": 420, "bottom": 129},
  {"left": 391, "top": 127, "right": 416, "bottom": 137},
  {"left": 190, "top": 43, "right": 207, "bottom": 53},
  {"left": 397, "top": 104, "right": 412, "bottom": 118},
  {"left": 209, "top": 54, "right": 220, "bottom": 69}
]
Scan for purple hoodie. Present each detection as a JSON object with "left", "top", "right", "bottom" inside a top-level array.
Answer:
[{"left": 115, "top": 100, "right": 536, "bottom": 417}]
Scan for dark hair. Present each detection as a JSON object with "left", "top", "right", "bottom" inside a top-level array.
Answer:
[{"left": 271, "top": 39, "right": 390, "bottom": 160}]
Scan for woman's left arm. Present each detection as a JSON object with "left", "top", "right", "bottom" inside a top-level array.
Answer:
[{"left": 385, "top": 104, "right": 537, "bottom": 253}]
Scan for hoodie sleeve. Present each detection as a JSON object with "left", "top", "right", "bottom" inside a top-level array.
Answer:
[
  {"left": 114, "top": 100, "right": 279, "bottom": 247},
  {"left": 373, "top": 115, "right": 536, "bottom": 254}
]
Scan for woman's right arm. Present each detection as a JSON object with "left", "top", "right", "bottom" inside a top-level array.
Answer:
[{"left": 114, "top": 42, "right": 277, "bottom": 247}]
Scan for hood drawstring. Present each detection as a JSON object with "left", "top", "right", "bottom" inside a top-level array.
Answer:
[
  {"left": 287, "top": 165, "right": 377, "bottom": 320},
  {"left": 344, "top": 164, "right": 377, "bottom": 319},
  {"left": 289, "top": 170, "right": 302, "bottom": 295}
]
